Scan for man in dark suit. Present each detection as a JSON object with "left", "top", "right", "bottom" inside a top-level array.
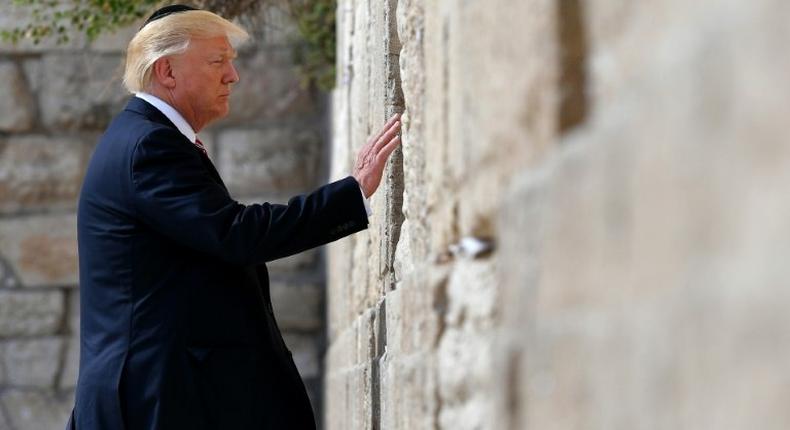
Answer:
[{"left": 67, "top": 5, "right": 401, "bottom": 429}]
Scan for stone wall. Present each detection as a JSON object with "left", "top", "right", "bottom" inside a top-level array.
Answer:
[
  {"left": 326, "top": 0, "right": 790, "bottom": 429},
  {"left": 0, "top": 7, "right": 329, "bottom": 429}
]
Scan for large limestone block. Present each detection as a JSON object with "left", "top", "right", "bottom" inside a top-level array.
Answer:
[
  {"left": 434, "top": 260, "right": 499, "bottom": 429},
  {"left": 0, "top": 135, "right": 89, "bottom": 214},
  {"left": 0, "top": 290, "right": 64, "bottom": 337},
  {"left": 216, "top": 127, "right": 321, "bottom": 198},
  {"left": 270, "top": 281, "right": 322, "bottom": 330},
  {"left": 437, "top": 327, "right": 496, "bottom": 430},
  {"left": 349, "top": 229, "right": 377, "bottom": 316},
  {"left": 1, "top": 337, "right": 64, "bottom": 388},
  {"left": 0, "top": 61, "right": 35, "bottom": 132},
  {"left": 385, "top": 268, "right": 447, "bottom": 355},
  {"left": 453, "top": 0, "right": 553, "bottom": 170},
  {"left": 0, "top": 215, "right": 78, "bottom": 288},
  {"left": 1, "top": 389, "right": 74, "bottom": 430},
  {"left": 379, "top": 353, "right": 438, "bottom": 430},
  {"left": 37, "top": 53, "right": 128, "bottom": 130},
  {"left": 326, "top": 237, "right": 354, "bottom": 339}
]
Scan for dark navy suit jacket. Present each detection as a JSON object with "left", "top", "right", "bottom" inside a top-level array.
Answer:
[{"left": 68, "top": 97, "right": 368, "bottom": 429}]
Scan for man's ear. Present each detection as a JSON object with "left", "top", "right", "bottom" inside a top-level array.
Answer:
[{"left": 151, "top": 57, "right": 176, "bottom": 89}]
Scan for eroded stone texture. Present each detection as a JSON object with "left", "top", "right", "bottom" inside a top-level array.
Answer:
[
  {"left": 0, "top": 290, "right": 64, "bottom": 337},
  {"left": 216, "top": 127, "right": 321, "bottom": 197},
  {"left": 0, "top": 135, "right": 88, "bottom": 214},
  {"left": 0, "top": 215, "right": 78, "bottom": 288},
  {"left": 328, "top": 0, "right": 790, "bottom": 429},
  {"left": 271, "top": 281, "right": 322, "bottom": 331},
  {"left": 1, "top": 337, "right": 63, "bottom": 388},
  {"left": 0, "top": 61, "right": 35, "bottom": 132},
  {"left": 1, "top": 389, "right": 74, "bottom": 430},
  {"left": 38, "top": 53, "right": 128, "bottom": 130}
]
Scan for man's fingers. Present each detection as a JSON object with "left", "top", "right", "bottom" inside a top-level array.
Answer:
[
  {"left": 382, "top": 113, "right": 401, "bottom": 130},
  {"left": 373, "top": 120, "right": 401, "bottom": 153},
  {"left": 367, "top": 113, "right": 401, "bottom": 147},
  {"left": 376, "top": 135, "right": 401, "bottom": 163}
]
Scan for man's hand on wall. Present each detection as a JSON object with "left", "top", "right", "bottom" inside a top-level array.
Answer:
[{"left": 352, "top": 113, "right": 402, "bottom": 198}]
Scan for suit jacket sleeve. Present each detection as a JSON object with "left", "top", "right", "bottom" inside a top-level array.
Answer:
[{"left": 130, "top": 126, "right": 368, "bottom": 265}]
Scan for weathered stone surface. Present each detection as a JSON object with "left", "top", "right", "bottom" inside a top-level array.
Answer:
[
  {"left": 0, "top": 290, "right": 64, "bottom": 337},
  {"left": 216, "top": 127, "right": 321, "bottom": 197},
  {"left": 270, "top": 281, "right": 322, "bottom": 331},
  {"left": 329, "top": 0, "right": 790, "bottom": 429},
  {"left": 0, "top": 215, "right": 78, "bottom": 288},
  {"left": 2, "top": 337, "right": 63, "bottom": 388},
  {"left": 254, "top": 6, "right": 301, "bottom": 46},
  {"left": 37, "top": 53, "right": 129, "bottom": 130},
  {"left": 1, "top": 389, "right": 74, "bottom": 430},
  {"left": 0, "top": 135, "right": 89, "bottom": 214},
  {"left": 88, "top": 19, "right": 143, "bottom": 53},
  {"left": 267, "top": 248, "right": 318, "bottom": 272},
  {"left": 282, "top": 333, "right": 320, "bottom": 379},
  {"left": 379, "top": 353, "right": 438, "bottom": 430},
  {"left": 0, "top": 61, "right": 35, "bottom": 132},
  {"left": 218, "top": 48, "right": 316, "bottom": 125}
]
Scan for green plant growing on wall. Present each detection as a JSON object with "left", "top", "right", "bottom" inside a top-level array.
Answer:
[
  {"left": 287, "top": 0, "right": 336, "bottom": 91},
  {"left": 0, "top": 0, "right": 337, "bottom": 90}
]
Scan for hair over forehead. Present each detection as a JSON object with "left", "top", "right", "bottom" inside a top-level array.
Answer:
[{"left": 122, "top": 10, "right": 249, "bottom": 94}]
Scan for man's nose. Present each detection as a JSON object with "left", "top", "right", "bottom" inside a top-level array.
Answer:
[{"left": 225, "top": 62, "right": 240, "bottom": 84}]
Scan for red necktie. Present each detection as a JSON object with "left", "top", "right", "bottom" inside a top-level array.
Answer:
[{"left": 194, "top": 138, "right": 208, "bottom": 157}]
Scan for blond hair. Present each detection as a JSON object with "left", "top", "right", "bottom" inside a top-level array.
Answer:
[{"left": 123, "top": 10, "right": 249, "bottom": 93}]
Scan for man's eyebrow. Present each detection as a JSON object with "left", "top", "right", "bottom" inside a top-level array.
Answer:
[{"left": 208, "top": 50, "right": 238, "bottom": 59}]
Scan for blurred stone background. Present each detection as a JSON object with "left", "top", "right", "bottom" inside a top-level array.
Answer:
[
  {"left": 326, "top": 0, "right": 790, "bottom": 429},
  {"left": 0, "top": 4, "right": 331, "bottom": 429}
]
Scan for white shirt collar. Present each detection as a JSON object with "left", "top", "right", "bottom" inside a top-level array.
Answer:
[{"left": 135, "top": 92, "right": 197, "bottom": 144}]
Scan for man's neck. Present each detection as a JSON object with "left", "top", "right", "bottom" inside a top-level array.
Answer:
[
  {"left": 146, "top": 88, "right": 204, "bottom": 132},
  {"left": 135, "top": 92, "right": 198, "bottom": 144}
]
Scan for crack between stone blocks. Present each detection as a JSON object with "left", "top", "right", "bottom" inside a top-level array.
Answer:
[
  {"left": 0, "top": 253, "right": 24, "bottom": 289},
  {"left": 52, "top": 289, "right": 70, "bottom": 392},
  {"left": 383, "top": 0, "right": 406, "bottom": 294},
  {"left": 369, "top": 299, "right": 386, "bottom": 430}
]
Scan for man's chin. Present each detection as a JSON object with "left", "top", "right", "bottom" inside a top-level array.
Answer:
[{"left": 214, "top": 105, "right": 231, "bottom": 121}]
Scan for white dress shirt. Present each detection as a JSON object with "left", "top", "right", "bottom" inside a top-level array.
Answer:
[{"left": 134, "top": 92, "right": 372, "bottom": 216}]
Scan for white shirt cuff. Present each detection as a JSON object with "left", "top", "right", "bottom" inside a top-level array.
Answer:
[{"left": 359, "top": 186, "right": 372, "bottom": 217}]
